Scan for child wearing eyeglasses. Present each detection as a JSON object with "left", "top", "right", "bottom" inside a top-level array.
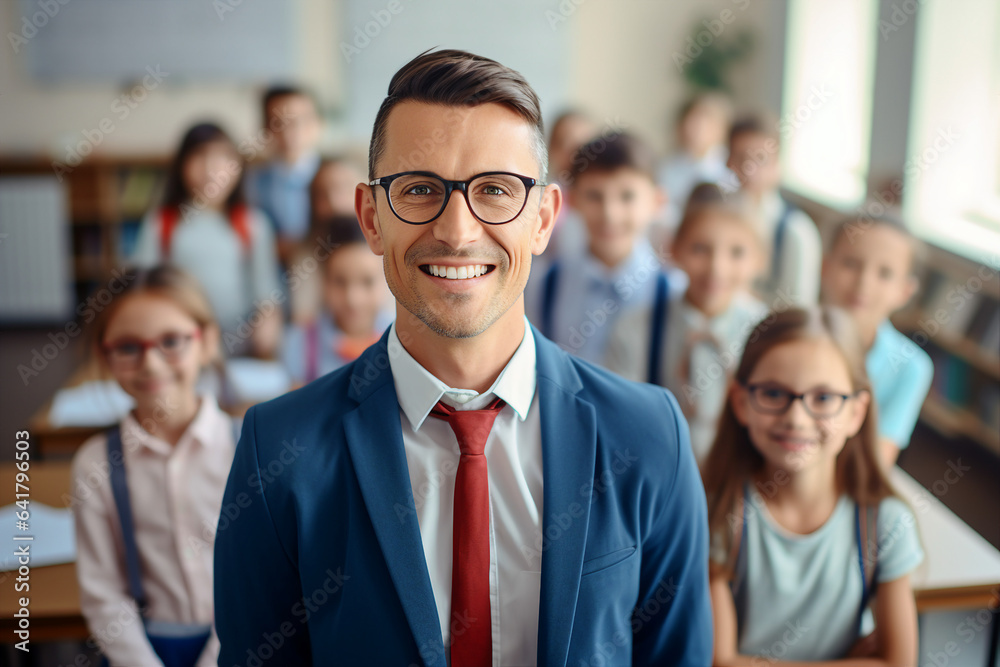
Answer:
[
  {"left": 525, "top": 131, "right": 686, "bottom": 365},
  {"left": 70, "top": 265, "right": 235, "bottom": 667},
  {"left": 702, "top": 306, "right": 923, "bottom": 666}
]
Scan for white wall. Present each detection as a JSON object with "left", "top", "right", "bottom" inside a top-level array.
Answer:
[{"left": 0, "top": 0, "right": 781, "bottom": 160}]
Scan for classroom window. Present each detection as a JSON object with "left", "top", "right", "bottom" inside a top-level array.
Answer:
[
  {"left": 780, "top": 0, "right": 879, "bottom": 207},
  {"left": 903, "top": 0, "right": 1000, "bottom": 262}
]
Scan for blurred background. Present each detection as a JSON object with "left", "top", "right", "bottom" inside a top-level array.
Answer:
[{"left": 0, "top": 0, "right": 998, "bottom": 664}]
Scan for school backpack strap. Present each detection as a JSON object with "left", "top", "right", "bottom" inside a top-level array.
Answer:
[
  {"left": 727, "top": 483, "right": 749, "bottom": 595},
  {"left": 541, "top": 261, "right": 560, "bottom": 340},
  {"left": 770, "top": 197, "right": 798, "bottom": 285},
  {"left": 231, "top": 414, "right": 244, "bottom": 446},
  {"left": 106, "top": 426, "right": 148, "bottom": 614},
  {"left": 646, "top": 270, "right": 671, "bottom": 386},
  {"left": 229, "top": 204, "right": 252, "bottom": 255},
  {"left": 159, "top": 207, "right": 181, "bottom": 260},
  {"left": 855, "top": 502, "right": 880, "bottom": 631},
  {"left": 305, "top": 319, "right": 320, "bottom": 384},
  {"left": 727, "top": 482, "right": 750, "bottom": 639},
  {"left": 159, "top": 205, "right": 252, "bottom": 259},
  {"left": 104, "top": 425, "right": 215, "bottom": 667}
]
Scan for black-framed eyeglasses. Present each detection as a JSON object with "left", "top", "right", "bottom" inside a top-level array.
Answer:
[
  {"left": 368, "top": 171, "right": 542, "bottom": 225},
  {"left": 742, "top": 382, "right": 860, "bottom": 419}
]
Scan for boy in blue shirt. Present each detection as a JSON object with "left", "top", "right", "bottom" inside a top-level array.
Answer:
[
  {"left": 822, "top": 213, "right": 934, "bottom": 467},
  {"left": 246, "top": 85, "right": 323, "bottom": 266},
  {"left": 526, "top": 132, "right": 684, "bottom": 365}
]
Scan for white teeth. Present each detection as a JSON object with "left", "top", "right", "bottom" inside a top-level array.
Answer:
[{"left": 426, "top": 264, "right": 490, "bottom": 280}]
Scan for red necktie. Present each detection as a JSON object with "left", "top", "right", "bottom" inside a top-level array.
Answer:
[{"left": 429, "top": 396, "right": 505, "bottom": 667}]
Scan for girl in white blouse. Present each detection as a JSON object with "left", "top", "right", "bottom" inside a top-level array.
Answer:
[{"left": 71, "top": 265, "right": 237, "bottom": 667}]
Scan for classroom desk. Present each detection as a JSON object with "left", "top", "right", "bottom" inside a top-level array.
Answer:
[
  {"left": 2, "top": 463, "right": 998, "bottom": 645},
  {"left": 891, "top": 468, "right": 1000, "bottom": 613},
  {"left": 28, "top": 360, "right": 107, "bottom": 459},
  {"left": 0, "top": 461, "right": 88, "bottom": 641},
  {"left": 29, "top": 361, "right": 266, "bottom": 458}
]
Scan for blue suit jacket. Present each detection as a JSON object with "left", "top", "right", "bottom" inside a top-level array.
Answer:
[{"left": 214, "top": 324, "right": 712, "bottom": 666}]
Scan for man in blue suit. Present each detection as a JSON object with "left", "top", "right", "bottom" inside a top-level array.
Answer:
[{"left": 215, "top": 49, "right": 712, "bottom": 666}]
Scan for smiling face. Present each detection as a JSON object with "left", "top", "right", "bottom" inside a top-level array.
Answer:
[
  {"left": 571, "top": 168, "right": 664, "bottom": 268},
  {"left": 727, "top": 131, "right": 781, "bottom": 194},
  {"left": 356, "top": 101, "right": 559, "bottom": 339},
  {"left": 323, "top": 243, "right": 388, "bottom": 337},
  {"left": 673, "top": 211, "right": 764, "bottom": 317},
  {"left": 732, "top": 337, "right": 869, "bottom": 475},
  {"left": 822, "top": 224, "right": 917, "bottom": 339},
  {"left": 101, "top": 294, "right": 218, "bottom": 416},
  {"left": 266, "top": 93, "right": 321, "bottom": 164}
]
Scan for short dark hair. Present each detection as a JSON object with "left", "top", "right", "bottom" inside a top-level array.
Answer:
[
  {"left": 311, "top": 215, "right": 368, "bottom": 264},
  {"left": 728, "top": 112, "right": 780, "bottom": 146},
  {"left": 262, "top": 85, "right": 319, "bottom": 121},
  {"left": 568, "top": 132, "right": 657, "bottom": 183},
  {"left": 368, "top": 49, "right": 547, "bottom": 179}
]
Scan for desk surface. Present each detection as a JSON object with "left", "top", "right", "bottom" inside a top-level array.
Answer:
[
  {"left": 891, "top": 468, "right": 1000, "bottom": 610},
  {"left": 2, "top": 463, "right": 998, "bottom": 641},
  {"left": 0, "top": 461, "right": 87, "bottom": 640}
]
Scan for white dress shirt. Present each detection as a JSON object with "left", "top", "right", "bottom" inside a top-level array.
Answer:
[
  {"left": 525, "top": 240, "right": 688, "bottom": 366},
  {"left": 751, "top": 191, "right": 822, "bottom": 307},
  {"left": 605, "top": 290, "right": 766, "bottom": 462},
  {"left": 70, "top": 395, "right": 235, "bottom": 667},
  {"left": 387, "top": 316, "right": 543, "bottom": 666}
]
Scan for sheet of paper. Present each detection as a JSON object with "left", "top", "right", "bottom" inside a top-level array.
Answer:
[
  {"left": 2, "top": 502, "right": 76, "bottom": 571},
  {"left": 47, "top": 380, "right": 134, "bottom": 428}
]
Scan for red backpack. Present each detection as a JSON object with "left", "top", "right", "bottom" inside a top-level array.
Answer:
[{"left": 159, "top": 204, "right": 252, "bottom": 258}]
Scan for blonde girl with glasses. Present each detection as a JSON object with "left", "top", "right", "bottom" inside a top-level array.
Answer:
[
  {"left": 703, "top": 306, "right": 923, "bottom": 666},
  {"left": 70, "top": 264, "right": 235, "bottom": 667}
]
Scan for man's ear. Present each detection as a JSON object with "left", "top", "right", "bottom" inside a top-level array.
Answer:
[
  {"left": 355, "top": 183, "right": 385, "bottom": 256},
  {"left": 530, "top": 183, "right": 562, "bottom": 256}
]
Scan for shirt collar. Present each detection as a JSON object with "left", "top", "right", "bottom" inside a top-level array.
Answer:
[
  {"left": 273, "top": 150, "right": 320, "bottom": 179},
  {"left": 581, "top": 240, "right": 657, "bottom": 287},
  {"left": 387, "top": 316, "right": 537, "bottom": 430},
  {"left": 120, "top": 394, "right": 224, "bottom": 456}
]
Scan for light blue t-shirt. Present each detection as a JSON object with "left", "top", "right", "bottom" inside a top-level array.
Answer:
[
  {"left": 711, "top": 490, "right": 924, "bottom": 661},
  {"left": 867, "top": 321, "right": 934, "bottom": 448}
]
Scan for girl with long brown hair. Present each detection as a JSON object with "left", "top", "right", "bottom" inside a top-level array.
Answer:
[{"left": 703, "top": 306, "right": 923, "bottom": 666}]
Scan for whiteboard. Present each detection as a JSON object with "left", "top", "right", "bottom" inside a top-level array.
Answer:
[
  {"left": 342, "top": 0, "right": 572, "bottom": 145},
  {"left": 0, "top": 177, "right": 72, "bottom": 323},
  {"left": 19, "top": 0, "right": 295, "bottom": 82}
]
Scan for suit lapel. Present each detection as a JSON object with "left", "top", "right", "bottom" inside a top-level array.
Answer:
[
  {"left": 344, "top": 334, "right": 446, "bottom": 666},
  {"left": 532, "top": 327, "right": 598, "bottom": 666}
]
